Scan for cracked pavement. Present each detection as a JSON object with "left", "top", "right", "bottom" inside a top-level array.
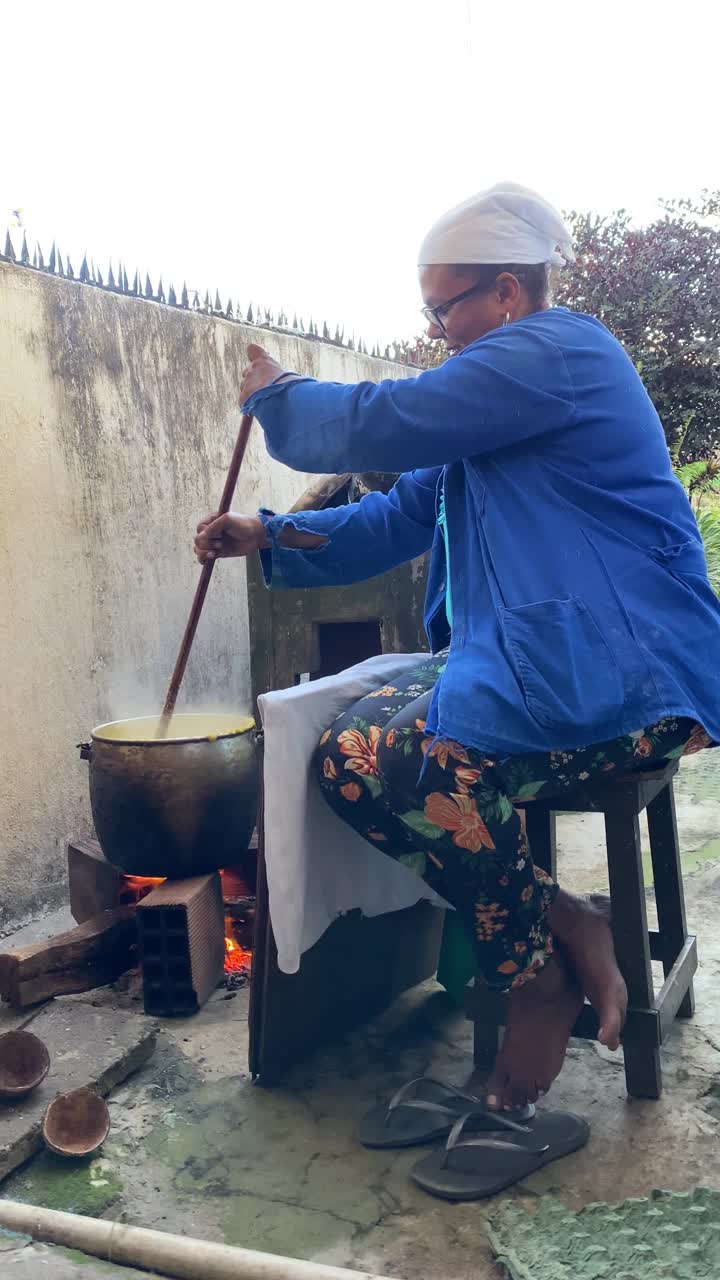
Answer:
[{"left": 1, "top": 750, "right": 719, "bottom": 1278}]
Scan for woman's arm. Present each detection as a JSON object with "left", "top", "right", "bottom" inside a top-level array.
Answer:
[
  {"left": 194, "top": 468, "right": 440, "bottom": 590},
  {"left": 242, "top": 324, "right": 575, "bottom": 474}
]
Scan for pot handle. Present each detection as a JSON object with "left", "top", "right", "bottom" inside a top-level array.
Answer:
[{"left": 77, "top": 742, "right": 92, "bottom": 762}]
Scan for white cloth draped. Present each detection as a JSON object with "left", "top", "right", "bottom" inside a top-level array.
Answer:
[{"left": 258, "top": 653, "right": 450, "bottom": 974}]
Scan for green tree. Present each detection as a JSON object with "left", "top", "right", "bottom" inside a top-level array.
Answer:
[
  {"left": 674, "top": 455, "right": 720, "bottom": 595},
  {"left": 557, "top": 191, "right": 720, "bottom": 461}
]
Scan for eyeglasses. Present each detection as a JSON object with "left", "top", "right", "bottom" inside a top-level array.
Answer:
[
  {"left": 421, "top": 270, "right": 528, "bottom": 336},
  {"left": 421, "top": 282, "right": 490, "bottom": 336}
]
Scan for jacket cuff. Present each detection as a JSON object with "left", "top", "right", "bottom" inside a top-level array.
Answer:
[{"left": 242, "top": 376, "right": 315, "bottom": 417}]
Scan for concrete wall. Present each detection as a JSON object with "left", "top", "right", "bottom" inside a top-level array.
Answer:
[{"left": 0, "top": 262, "right": 411, "bottom": 928}]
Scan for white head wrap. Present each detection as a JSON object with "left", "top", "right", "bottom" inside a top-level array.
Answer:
[{"left": 418, "top": 181, "right": 575, "bottom": 268}]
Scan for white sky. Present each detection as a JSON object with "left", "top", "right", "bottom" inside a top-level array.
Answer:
[{"left": 2, "top": 0, "right": 718, "bottom": 345}]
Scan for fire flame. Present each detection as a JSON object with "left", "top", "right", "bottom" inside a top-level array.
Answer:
[
  {"left": 119, "top": 874, "right": 251, "bottom": 975},
  {"left": 224, "top": 915, "right": 252, "bottom": 974},
  {"left": 119, "top": 874, "right": 165, "bottom": 904}
]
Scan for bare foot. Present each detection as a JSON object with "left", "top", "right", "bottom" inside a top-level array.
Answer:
[
  {"left": 548, "top": 889, "right": 628, "bottom": 1050},
  {"left": 486, "top": 952, "right": 584, "bottom": 1110}
]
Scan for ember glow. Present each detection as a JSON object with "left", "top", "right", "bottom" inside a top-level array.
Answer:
[
  {"left": 119, "top": 873, "right": 252, "bottom": 975},
  {"left": 118, "top": 874, "right": 165, "bottom": 905},
  {"left": 224, "top": 915, "right": 252, "bottom": 974}
]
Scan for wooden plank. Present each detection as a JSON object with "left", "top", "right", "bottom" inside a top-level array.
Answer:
[
  {"left": 647, "top": 782, "right": 695, "bottom": 1017},
  {"left": 0, "top": 908, "right": 136, "bottom": 1008},
  {"left": 604, "top": 797, "right": 662, "bottom": 1097},
  {"left": 524, "top": 806, "right": 558, "bottom": 879},
  {"left": 656, "top": 936, "right": 698, "bottom": 1042}
]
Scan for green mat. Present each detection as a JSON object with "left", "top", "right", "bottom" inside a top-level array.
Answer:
[{"left": 486, "top": 1188, "right": 720, "bottom": 1280}]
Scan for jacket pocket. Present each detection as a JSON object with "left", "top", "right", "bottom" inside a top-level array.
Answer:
[{"left": 502, "top": 597, "right": 625, "bottom": 732}]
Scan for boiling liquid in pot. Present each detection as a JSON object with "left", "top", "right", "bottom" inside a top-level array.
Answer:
[{"left": 94, "top": 713, "right": 255, "bottom": 743}]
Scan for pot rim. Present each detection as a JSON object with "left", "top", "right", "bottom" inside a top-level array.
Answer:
[{"left": 90, "top": 714, "right": 256, "bottom": 747}]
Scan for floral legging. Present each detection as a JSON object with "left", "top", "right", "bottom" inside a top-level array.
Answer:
[{"left": 314, "top": 652, "right": 712, "bottom": 991}]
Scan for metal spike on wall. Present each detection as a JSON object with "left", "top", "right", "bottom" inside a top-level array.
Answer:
[
  {"left": 4, "top": 230, "right": 16, "bottom": 260},
  {"left": 107, "top": 263, "right": 116, "bottom": 289},
  {"left": 57, "top": 249, "right": 65, "bottom": 277},
  {"left": 131, "top": 270, "right": 139, "bottom": 296},
  {"left": 37, "top": 243, "right": 45, "bottom": 271},
  {"left": 226, "top": 298, "right": 234, "bottom": 319},
  {"left": 20, "top": 233, "right": 29, "bottom": 265},
  {"left": 122, "top": 266, "right": 129, "bottom": 293},
  {"left": 145, "top": 273, "right": 153, "bottom": 299},
  {"left": 168, "top": 283, "right": 177, "bottom": 306},
  {"left": 66, "top": 255, "right": 75, "bottom": 280},
  {"left": 48, "top": 242, "right": 56, "bottom": 273},
  {"left": 322, "top": 320, "right": 330, "bottom": 339},
  {"left": 32, "top": 245, "right": 38, "bottom": 268},
  {"left": 293, "top": 313, "right": 299, "bottom": 329},
  {"left": 203, "top": 290, "right": 211, "bottom": 312},
  {"left": 246, "top": 303, "right": 254, "bottom": 323},
  {"left": 157, "top": 277, "right": 165, "bottom": 303},
  {"left": 181, "top": 282, "right": 189, "bottom": 308},
  {"left": 79, "top": 253, "right": 90, "bottom": 283},
  {"left": 193, "top": 291, "right": 201, "bottom": 310},
  {"left": 214, "top": 289, "right": 222, "bottom": 312},
  {"left": 96, "top": 262, "right": 104, "bottom": 287}
]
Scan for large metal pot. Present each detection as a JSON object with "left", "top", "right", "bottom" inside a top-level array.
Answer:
[{"left": 79, "top": 714, "right": 258, "bottom": 879}]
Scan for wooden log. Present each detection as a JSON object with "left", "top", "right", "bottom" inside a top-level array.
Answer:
[{"left": 0, "top": 908, "right": 137, "bottom": 1008}]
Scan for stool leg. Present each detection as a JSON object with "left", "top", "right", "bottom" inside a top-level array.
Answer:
[
  {"left": 647, "top": 783, "right": 694, "bottom": 1017},
  {"left": 605, "top": 800, "right": 662, "bottom": 1099},
  {"left": 525, "top": 806, "right": 558, "bottom": 880},
  {"left": 473, "top": 1019, "right": 499, "bottom": 1075}
]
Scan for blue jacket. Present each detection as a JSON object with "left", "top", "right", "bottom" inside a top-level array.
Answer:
[{"left": 244, "top": 308, "right": 720, "bottom": 756}]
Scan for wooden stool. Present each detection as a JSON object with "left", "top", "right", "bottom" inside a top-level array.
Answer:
[{"left": 466, "top": 761, "right": 697, "bottom": 1099}]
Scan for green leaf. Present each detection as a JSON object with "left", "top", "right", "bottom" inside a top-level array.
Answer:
[
  {"left": 362, "top": 775, "right": 383, "bottom": 799},
  {"left": 496, "top": 794, "right": 515, "bottom": 822},
  {"left": 398, "top": 851, "right": 428, "bottom": 876},
  {"left": 399, "top": 810, "right": 445, "bottom": 840},
  {"left": 513, "top": 782, "right": 546, "bottom": 801}
]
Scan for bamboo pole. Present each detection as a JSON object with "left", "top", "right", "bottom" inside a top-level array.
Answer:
[{"left": 0, "top": 1201, "right": 397, "bottom": 1280}]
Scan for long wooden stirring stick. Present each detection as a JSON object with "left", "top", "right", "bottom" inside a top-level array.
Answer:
[{"left": 157, "top": 413, "right": 254, "bottom": 737}]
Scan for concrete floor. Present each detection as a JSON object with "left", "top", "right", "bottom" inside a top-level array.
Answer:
[{"left": 1, "top": 750, "right": 719, "bottom": 1279}]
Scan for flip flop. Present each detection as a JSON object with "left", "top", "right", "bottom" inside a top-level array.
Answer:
[
  {"left": 356, "top": 1076, "right": 534, "bottom": 1150},
  {"left": 412, "top": 1108, "right": 590, "bottom": 1201}
]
